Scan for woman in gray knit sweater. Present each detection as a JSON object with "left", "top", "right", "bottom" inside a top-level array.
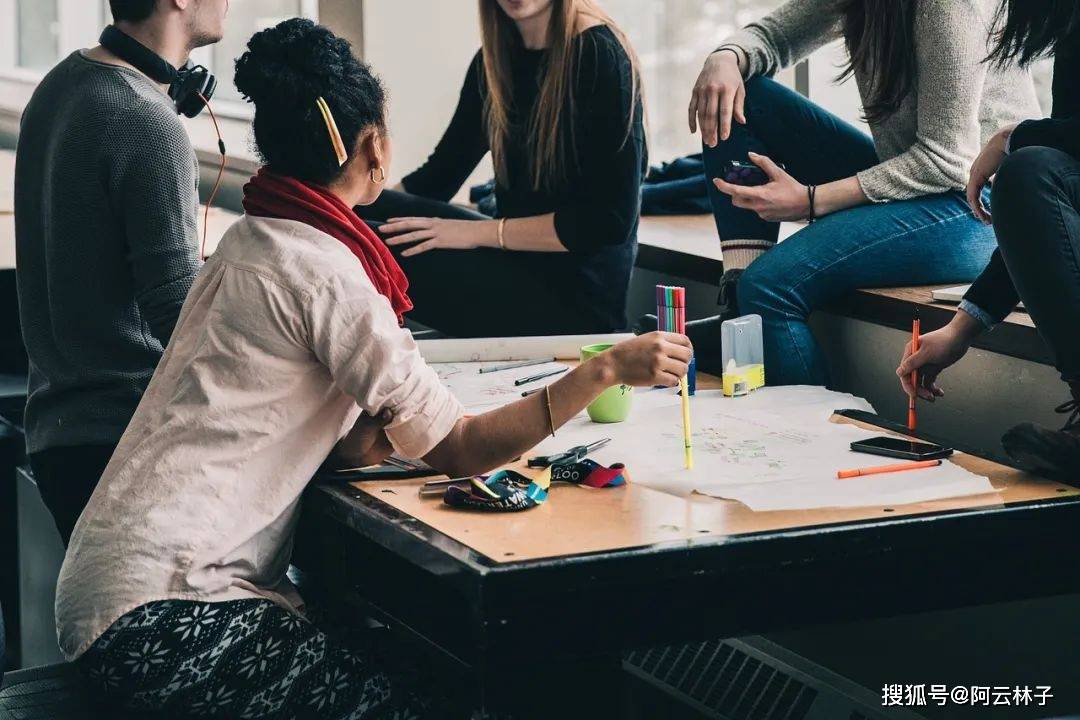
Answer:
[{"left": 683, "top": 0, "right": 1039, "bottom": 385}]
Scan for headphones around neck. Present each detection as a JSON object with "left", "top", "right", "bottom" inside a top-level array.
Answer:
[{"left": 99, "top": 25, "right": 217, "bottom": 118}]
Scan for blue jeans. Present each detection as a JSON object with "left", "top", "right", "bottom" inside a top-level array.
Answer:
[{"left": 703, "top": 77, "right": 997, "bottom": 386}]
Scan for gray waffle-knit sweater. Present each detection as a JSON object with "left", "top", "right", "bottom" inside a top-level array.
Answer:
[
  {"left": 720, "top": 0, "right": 1041, "bottom": 201},
  {"left": 15, "top": 52, "right": 201, "bottom": 453}
]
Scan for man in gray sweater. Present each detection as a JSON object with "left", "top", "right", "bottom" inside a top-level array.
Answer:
[{"left": 14, "top": 0, "right": 228, "bottom": 544}]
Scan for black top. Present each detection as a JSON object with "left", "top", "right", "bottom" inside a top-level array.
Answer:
[
  {"left": 402, "top": 26, "right": 647, "bottom": 331},
  {"left": 963, "top": 33, "right": 1080, "bottom": 322}
]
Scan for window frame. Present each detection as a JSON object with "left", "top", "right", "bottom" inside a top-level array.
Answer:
[
  {"left": 0, "top": 0, "right": 319, "bottom": 122},
  {"left": 197, "top": 0, "right": 320, "bottom": 120},
  {"left": 0, "top": 0, "right": 67, "bottom": 80},
  {"left": 0, "top": 0, "right": 108, "bottom": 80}
]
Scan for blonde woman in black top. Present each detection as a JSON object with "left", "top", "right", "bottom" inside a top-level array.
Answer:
[{"left": 361, "top": 0, "right": 646, "bottom": 337}]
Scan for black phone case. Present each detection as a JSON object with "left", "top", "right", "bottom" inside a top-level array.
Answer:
[
  {"left": 849, "top": 440, "right": 954, "bottom": 462},
  {"left": 720, "top": 161, "right": 770, "bottom": 187}
]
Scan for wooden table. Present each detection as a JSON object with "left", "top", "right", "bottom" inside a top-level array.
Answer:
[{"left": 294, "top": 375, "right": 1080, "bottom": 710}]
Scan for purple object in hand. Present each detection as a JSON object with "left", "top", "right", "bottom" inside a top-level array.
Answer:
[{"left": 720, "top": 159, "right": 784, "bottom": 187}]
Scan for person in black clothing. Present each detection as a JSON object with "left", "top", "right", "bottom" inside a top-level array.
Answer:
[
  {"left": 359, "top": 0, "right": 647, "bottom": 337},
  {"left": 897, "top": 0, "right": 1080, "bottom": 481}
]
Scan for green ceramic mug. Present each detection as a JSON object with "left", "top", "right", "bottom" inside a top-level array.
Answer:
[{"left": 580, "top": 343, "right": 633, "bottom": 423}]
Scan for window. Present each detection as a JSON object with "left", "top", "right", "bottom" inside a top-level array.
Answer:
[
  {"left": 0, "top": 0, "right": 104, "bottom": 76},
  {"left": 16, "top": 0, "right": 59, "bottom": 71},
  {"left": 0, "top": 0, "right": 316, "bottom": 106},
  {"left": 96, "top": 0, "right": 318, "bottom": 111},
  {"left": 606, "top": 0, "right": 782, "bottom": 164},
  {"left": 201, "top": 0, "right": 318, "bottom": 105},
  {"left": 607, "top": 0, "right": 1056, "bottom": 160}
]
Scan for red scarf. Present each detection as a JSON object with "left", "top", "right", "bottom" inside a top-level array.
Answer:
[{"left": 242, "top": 169, "right": 413, "bottom": 325}]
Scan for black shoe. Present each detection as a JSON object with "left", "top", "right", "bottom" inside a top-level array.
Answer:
[
  {"left": 1001, "top": 398, "right": 1080, "bottom": 484},
  {"left": 684, "top": 316, "right": 724, "bottom": 375},
  {"left": 717, "top": 268, "right": 743, "bottom": 320}
]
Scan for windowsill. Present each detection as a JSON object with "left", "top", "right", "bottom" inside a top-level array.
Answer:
[
  {"left": 0, "top": 58, "right": 258, "bottom": 163},
  {"left": 0, "top": 74, "right": 261, "bottom": 177},
  {"left": 182, "top": 110, "right": 259, "bottom": 166},
  {"left": 0, "top": 68, "right": 47, "bottom": 84},
  {"left": 204, "top": 97, "right": 254, "bottom": 122},
  {"left": 635, "top": 214, "right": 1049, "bottom": 367}
]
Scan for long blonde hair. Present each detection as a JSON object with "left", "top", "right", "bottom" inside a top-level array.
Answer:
[{"left": 478, "top": 0, "right": 642, "bottom": 192}]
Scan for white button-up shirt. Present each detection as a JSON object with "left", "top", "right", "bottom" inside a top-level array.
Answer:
[{"left": 56, "top": 215, "right": 463, "bottom": 660}]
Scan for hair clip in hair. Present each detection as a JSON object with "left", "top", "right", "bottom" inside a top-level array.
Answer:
[{"left": 315, "top": 96, "right": 348, "bottom": 167}]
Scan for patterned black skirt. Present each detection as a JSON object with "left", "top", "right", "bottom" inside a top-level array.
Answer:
[{"left": 77, "top": 598, "right": 461, "bottom": 719}]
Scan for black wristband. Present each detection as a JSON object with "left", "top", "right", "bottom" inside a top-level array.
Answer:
[{"left": 807, "top": 185, "right": 817, "bottom": 223}]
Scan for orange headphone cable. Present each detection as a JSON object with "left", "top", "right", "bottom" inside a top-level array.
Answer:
[{"left": 197, "top": 91, "right": 227, "bottom": 260}]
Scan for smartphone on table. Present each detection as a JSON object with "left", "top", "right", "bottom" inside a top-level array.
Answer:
[{"left": 850, "top": 436, "right": 954, "bottom": 461}]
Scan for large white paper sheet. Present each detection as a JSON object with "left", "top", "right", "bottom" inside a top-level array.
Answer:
[
  {"left": 418, "top": 334, "right": 634, "bottom": 363},
  {"left": 493, "top": 385, "right": 998, "bottom": 511}
]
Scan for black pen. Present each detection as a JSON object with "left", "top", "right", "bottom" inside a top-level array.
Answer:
[
  {"left": 479, "top": 358, "right": 554, "bottom": 374},
  {"left": 527, "top": 438, "right": 612, "bottom": 468},
  {"left": 384, "top": 456, "right": 425, "bottom": 471},
  {"left": 418, "top": 476, "right": 474, "bottom": 497},
  {"left": 514, "top": 366, "right": 568, "bottom": 387}
]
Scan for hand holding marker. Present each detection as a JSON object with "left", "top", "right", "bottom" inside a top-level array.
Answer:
[
  {"left": 657, "top": 285, "right": 694, "bottom": 469},
  {"left": 908, "top": 310, "right": 920, "bottom": 431}
]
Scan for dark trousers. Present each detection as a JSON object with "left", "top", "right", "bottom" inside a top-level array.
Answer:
[
  {"left": 28, "top": 444, "right": 116, "bottom": 547},
  {"left": 991, "top": 146, "right": 1080, "bottom": 386},
  {"left": 359, "top": 190, "right": 594, "bottom": 338}
]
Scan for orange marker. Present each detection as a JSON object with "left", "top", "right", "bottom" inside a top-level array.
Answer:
[
  {"left": 908, "top": 310, "right": 921, "bottom": 431},
  {"left": 837, "top": 459, "right": 942, "bottom": 479}
]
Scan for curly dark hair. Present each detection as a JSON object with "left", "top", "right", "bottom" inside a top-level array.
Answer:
[{"left": 234, "top": 18, "right": 387, "bottom": 186}]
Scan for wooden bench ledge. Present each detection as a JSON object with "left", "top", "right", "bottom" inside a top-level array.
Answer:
[
  {"left": 635, "top": 214, "right": 1047, "bottom": 365},
  {"left": 831, "top": 286, "right": 1047, "bottom": 365},
  {"left": 637, "top": 215, "right": 721, "bottom": 285}
]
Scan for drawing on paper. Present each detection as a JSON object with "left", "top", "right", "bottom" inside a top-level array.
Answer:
[
  {"left": 433, "top": 361, "right": 569, "bottom": 412},
  {"left": 435, "top": 365, "right": 466, "bottom": 381}
]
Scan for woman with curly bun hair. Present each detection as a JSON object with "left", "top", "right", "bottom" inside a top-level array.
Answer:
[{"left": 52, "top": 17, "right": 691, "bottom": 719}]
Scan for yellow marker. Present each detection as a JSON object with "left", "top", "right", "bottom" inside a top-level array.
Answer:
[{"left": 679, "top": 376, "right": 693, "bottom": 469}]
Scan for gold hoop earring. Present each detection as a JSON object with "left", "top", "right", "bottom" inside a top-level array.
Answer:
[{"left": 370, "top": 167, "right": 386, "bottom": 184}]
